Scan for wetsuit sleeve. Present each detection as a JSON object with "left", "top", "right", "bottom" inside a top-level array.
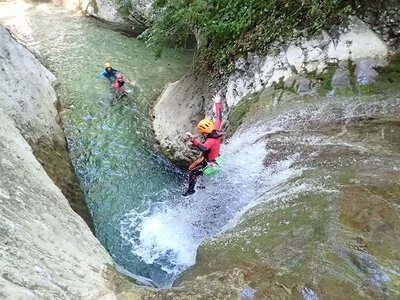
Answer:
[
  {"left": 193, "top": 138, "right": 215, "bottom": 152},
  {"left": 113, "top": 68, "right": 122, "bottom": 74},
  {"left": 214, "top": 102, "right": 222, "bottom": 130},
  {"left": 96, "top": 71, "right": 107, "bottom": 80}
]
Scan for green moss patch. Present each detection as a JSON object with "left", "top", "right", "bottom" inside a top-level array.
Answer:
[
  {"left": 360, "top": 53, "right": 400, "bottom": 95},
  {"left": 115, "top": 0, "right": 132, "bottom": 17},
  {"left": 90, "top": 0, "right": 99, "bottom": 14}
]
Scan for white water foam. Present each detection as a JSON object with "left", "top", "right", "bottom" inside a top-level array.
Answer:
[
  {"left": 120, "top": 204, "right": 197, "bottom": 275},
  {"left": 119, "top": 122, "right": 305, "bottom": 286}
]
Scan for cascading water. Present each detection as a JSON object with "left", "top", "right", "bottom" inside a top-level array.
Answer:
[
  {"left": 172, "top": 94, "right": 400, "bottom": 297},
  {"left": 119, "top": 124, "right": 302, "bottom": 285}
]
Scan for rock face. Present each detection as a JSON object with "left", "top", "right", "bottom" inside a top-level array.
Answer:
[
  {"left": 174, "top": 95, "right": 400, "bottom": 299},
  {"left": 225, "top": 17, "right": 389, "bottom": 109},
  {"left": 0, "top": 1, "right": 42, "bottom": 60},
  {"left": 0, "top": 25, "right": 94, "bottom": 231},
  {"left": 153, "top": 16, "right": 396, "bottom": 166},
  {"left": 80, "top": 0, "right": 153, "bottom": 27},
  {"left": 0, "top": 26, "right": 120, "bottom": 298},
  {"left": 0, "top": 115, "right": 114, "bottom": 299},
  {"left": 152, "top": 74, "right": 210, "bottom": 167},
  {"left": 359, "top": 2, "right": 400, "bottom": 48}
]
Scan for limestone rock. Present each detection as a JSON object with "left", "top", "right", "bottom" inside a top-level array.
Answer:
[
  {"left": 331, "top": 67, "right": 350, "bottom": 91},
  {"left": 286, "top": 44, "right": 305, "bottom": 71},
  {"left": 80, "top": 0, "right": 153, "bottom": 27},
  {"left": 0, "top": 114, "right": 114, "bottom": 299},
  {"left": 153, "top": 74, "right": 207, "bottom": 167},
  {"left": 356, "top": 57, "right": 381, "bottom": 86},
  {"left": 80, "top": 0, "right": 124, "bottom": 24},
  {"left": 0, "top": 1, "right": 42, "bottom": 60},
  {"left": 224, "top": 17, "right": 389, "bottom": 111},
  {"left": 327, "top": 17, "right": 388, "bottom": 62},
  {"left": 0, "top": 25, "right": 94, "bottom": 231},
  {"left": 154, "top": 17, "right": 394, "bottom": 164}
]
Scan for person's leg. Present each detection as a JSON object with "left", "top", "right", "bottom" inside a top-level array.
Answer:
[{"left": 182, "top": 165, "right": 203, "bottom": 196}]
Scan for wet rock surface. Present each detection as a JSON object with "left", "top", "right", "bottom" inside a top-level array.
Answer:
[{"left": 174, "top": 96, "right": 400, "bottom": 299}]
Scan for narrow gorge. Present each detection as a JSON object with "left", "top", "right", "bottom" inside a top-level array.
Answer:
[{"left": 0, "top": 0, "right": 399, "bottom": 299}]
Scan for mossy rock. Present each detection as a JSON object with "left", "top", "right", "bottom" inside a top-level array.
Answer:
[
  {"left": 359, "top": 54, "right": 400, "bottom": 95},
  {"left": 90, "top": 0, "right": 99, "bottom": 14}
]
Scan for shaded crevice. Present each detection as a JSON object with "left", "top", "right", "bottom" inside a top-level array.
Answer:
[{"left": 30, "top": 136, "right": 95, "bottom": 233}]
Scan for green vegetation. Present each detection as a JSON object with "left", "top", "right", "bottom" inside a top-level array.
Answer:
[
  {"left": 115, "top": 0, "right": 132, "bottom": 17},
  {"left": 140, "top": 0, "right": 358, "bottom": 69},
  {"left": 359, "top": 52, "right": 400, "bottom": 95},
  {"left": 90, "top": 0, "right": 99, "bottom": 14}
]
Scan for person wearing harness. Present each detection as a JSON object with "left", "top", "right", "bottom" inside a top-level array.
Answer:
[
  {"left": 111, "top": 73, "right": 133, "bottom": 93},
  {"left": 96, "top": 63, "right": 121, "bottom": 81},
  {"left": 183, "top": 94, "right": 223, "bottom": 197}
]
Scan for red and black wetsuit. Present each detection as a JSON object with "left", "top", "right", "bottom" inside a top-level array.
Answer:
[
  {"left": 186, "top": 102, "right": 223, "bottom": 193},
  {"left": 112, "top": 79, "right": 131, "bottom": 92},
  {"left": 192, "top": 102, "right": 223, "bottom": 163}
]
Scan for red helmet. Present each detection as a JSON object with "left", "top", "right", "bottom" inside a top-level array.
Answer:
[{"left": 117, "top": 74, "right": 123, "bottom": 79}]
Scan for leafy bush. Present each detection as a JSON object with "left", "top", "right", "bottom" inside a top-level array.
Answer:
[
  {"left": 115, "top": 0, "right": 132, "bottom": 17},
  {"left": 139, "top": 0, "right": 373, "bottom": 70}
]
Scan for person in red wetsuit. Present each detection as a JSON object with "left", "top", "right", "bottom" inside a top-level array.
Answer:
[
  {"left": 183, "top": 94, "right": 223, "bottom": 197},
  {"left": 111, "top": 73, "right": 133, "bottom": 94}
]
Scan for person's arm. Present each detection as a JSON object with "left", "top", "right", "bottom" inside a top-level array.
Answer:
[
  {"left": 193, "top": 138, "right": 215, "bottom": 152},
  {"left": 113, "top": 68, "right": 123, "bottom": 74},
  {"left": 213, "top": 94, "right": 222, "bottom": 130},
  {"left": 96, "top": 71, "right": 106, "bottom": 80},
  {"left": 186, "top": 131, "right": 215, "bottom": 152}
]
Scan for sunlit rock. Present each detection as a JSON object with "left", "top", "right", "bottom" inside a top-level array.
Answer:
[{"left": 80, "top": 0, "right": 153, "bottom": 27}]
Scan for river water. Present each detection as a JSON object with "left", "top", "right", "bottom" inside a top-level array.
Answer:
[
  {"left": 2, "top": 1, "right": 400, "bottom": 296},
  {"left": 0, "top": 1, "right": 198, "bottom": 287}
]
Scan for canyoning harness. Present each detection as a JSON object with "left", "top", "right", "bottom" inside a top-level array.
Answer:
[
  {"left": 189, "top": 153, "right": 204, "bottom": 170},
  {"left": 203, "top": 155, "right": 223, "bottom": 176},
  {"left": 188, "top": 154, "right": 223, "bottom": 175}
]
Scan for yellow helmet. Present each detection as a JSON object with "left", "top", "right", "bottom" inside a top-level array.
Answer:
[
  {"left": 197, "top": 119, "right": 214, "bottom": 133},
  {"left": 105, "top": 63, "right": 111, "bottom": 68}
]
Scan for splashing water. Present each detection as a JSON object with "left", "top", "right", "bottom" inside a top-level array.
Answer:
[{"left": 120, "top": 119, "right": 304, "bottom": 286}]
